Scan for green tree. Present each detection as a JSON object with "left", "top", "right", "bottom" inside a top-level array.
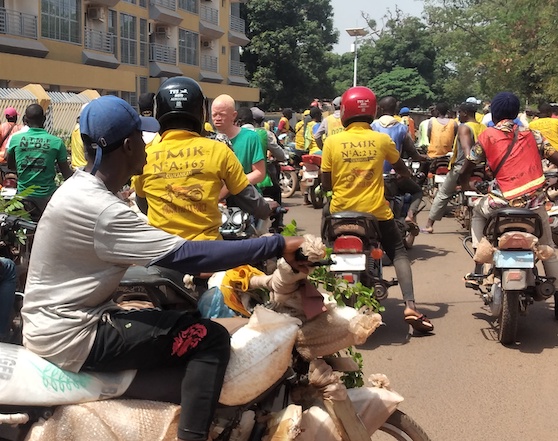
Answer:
[
  {"left": 425, "top": 0, "right": 558, "bottom": 103},
  {"left": 327, "top": 10, "right": 443, "bottom": 106},
  {"left": 368, "top": 67, "right": 435, "bottom": 108},
  {"left": 242, "top": 0, "right": 338, "bottom": 110}
]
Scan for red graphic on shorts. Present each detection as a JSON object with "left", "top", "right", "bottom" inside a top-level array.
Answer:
[{"left": 171, "top": 323, "right": 208, "bottom": 357}]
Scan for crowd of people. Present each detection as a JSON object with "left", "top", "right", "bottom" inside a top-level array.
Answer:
[{"left": 2, "top": 78, "right": 558, "bottom": 441}]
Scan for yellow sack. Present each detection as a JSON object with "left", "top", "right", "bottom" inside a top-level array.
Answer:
[{"left": 221, "top": 265, "right": 265, "bottom": 317}]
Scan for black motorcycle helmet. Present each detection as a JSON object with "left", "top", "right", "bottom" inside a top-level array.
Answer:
[{"left": 155, "top": 76, "right": 206, "bottom": 134}]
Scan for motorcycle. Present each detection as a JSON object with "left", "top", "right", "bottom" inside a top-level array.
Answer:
[
  {"left": 383, "top": 163, "right": 426, "bottom": 250},
  {"left": 300, "top": 154, "right": 326, "bottom": 209},
  {"left": 219, "top": 203, "right": 288, "bottom": 239},
  {"left": 463, "top": 207, "right": 556, "bottom": 344},
  {"left": 425, "top": 153, "right": 452, "bottom": 202},
  {"left": 454, "top": 166, "right": 491, "bottom": 231},
  {"left": 0, "top": 213, "right": 36, "bottom": 345},
  {"left": 544, "top": 170, "right": 558, "bottom": 246},
  {"left": 0, "top": 238, "right": 431, "bottom": 441},
  {"left": 383, "top": 169, "right": 425, "bottom": 250},
  {"left": 279, "top": 143, "right": 303, "bottom": 199},
  {"left": 322, "top": 211, "right": 398, "bottom": 304},
  {"left": 0, "top": 171, "right": 17, "bottom": 202}
]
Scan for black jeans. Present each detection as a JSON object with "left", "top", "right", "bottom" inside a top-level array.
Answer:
[{"left": 82, "top": 309, "right": 230, "bottom": 441}]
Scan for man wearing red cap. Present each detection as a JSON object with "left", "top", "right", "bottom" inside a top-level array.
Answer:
[{"left": 0, "top": 107, "right": 22, "bottom": 164}]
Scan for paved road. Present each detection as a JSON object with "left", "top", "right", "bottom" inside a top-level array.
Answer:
[{"left": 282, "top": 193, "right": 558, "bottom": 441}]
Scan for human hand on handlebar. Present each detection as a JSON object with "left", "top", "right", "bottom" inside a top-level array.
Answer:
[
  {"left": 267, "top": 199, "right": 280, "bottom": 212},
  {"left": 282, "top": 237, "right": 317, "bottom": 274}
]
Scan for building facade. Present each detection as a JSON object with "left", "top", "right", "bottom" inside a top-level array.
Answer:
[{"left": 0, "top": 0, "right": 258, "bottom": 107}]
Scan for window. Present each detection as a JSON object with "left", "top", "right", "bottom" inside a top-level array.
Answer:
[
  {"left": 139, "top": 19, "right": 148, "bottom": 67},
  {"left": 122, "top": 91, "right": 138, "bottom": 109},
  {"left": 108, "top": 10, "right": 118, "bottom": 57},
  {"left": 138, "top": 76, "right": 148, "bottom": 95},
  {"left": 178, "top": 28, "right": 198, "bottom": 66},
  {"left": 122, "top": 0, "right": 137, "bottom": 4},
  {"left": 120, "top": 13, "right": 137, "bottom": 65},
  {"left": 41, "top": 0, "right": 81, "bottom": 44},
  {"left": 139, "top": 0, "right": 147, "bottom": 6},
  {"left": 178, "top": 0, "right": 198, "bottom": 14}
]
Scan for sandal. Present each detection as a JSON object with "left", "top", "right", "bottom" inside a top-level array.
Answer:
[
  {"left": 404, "top": 314, "right": 434, "bottom": 333},
  {"left": 420, "top": 226, "right": 433, "bottom": 234}
]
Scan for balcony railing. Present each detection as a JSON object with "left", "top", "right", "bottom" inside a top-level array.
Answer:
[
  {"left": 229, "top": 59, "right": 245, "bottom": 77},
  {"left": 200, "top": 4, "right": 218, "bottom": 25},
  {"left": 149, "top": 43, "right": 177, "bottom": 64},
  {"left": 201, "top": 54, "right": 218, "bottom": 72},
  {"left": 229, "top": 15, "right": 245, "bottom": 34},
  {"left": 0, "top": 7, "right": 38, "bottom": 39},
  {"left": 151, "top": 0, "right": 177, "bottom": 9},
  {"left": 84, "top": 28, "right": 115, "bottom": 53}
]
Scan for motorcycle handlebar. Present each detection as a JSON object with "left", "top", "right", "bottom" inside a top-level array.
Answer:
[
  {"left": 294, "top": 247, "right": 335, "bottom": 266},
  {"left": 0, "top": 214, "right": 37, "bottom": 232}
]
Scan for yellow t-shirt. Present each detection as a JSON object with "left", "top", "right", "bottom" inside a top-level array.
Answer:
[
  {"left": 305, "top": 121, "right": 321, "bottom": 154},
  {"left": 294, "top": 120, "right": 306, "bottom": 150},
  {"left": 133, "top": 130, "right": 249, "bottom": 241},
  {"left": 528, "top": 117, "right": 558, "bottom": 150},
  {"left": 325, "top": 114, "right": 344, "bottom": 138},
  {"left": 70, "top": 124, "right": 87, "bottom": 168},
  {"left": 321, "top": 122, "right": 399, "bottom": 221}
]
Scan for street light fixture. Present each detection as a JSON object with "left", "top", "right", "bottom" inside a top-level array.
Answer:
[{"left": 345, "top": 27, "right": 368, "bottom": 87}]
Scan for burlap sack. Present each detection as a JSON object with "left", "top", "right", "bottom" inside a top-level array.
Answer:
[
  {"left": 295, "top": 306, "right": 382, "bottom": 360},
  {"left": 473, "top": 237, "right": 495, "bottom": 263},
  {"left": 296, "top": 386, "right": 404, "bottom": 440},
  {"left": 25, "top": 399, "right": 180, "bottom": 441}
]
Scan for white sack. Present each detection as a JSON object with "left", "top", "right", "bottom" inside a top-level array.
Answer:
[
  {"left": 296, "top": 386, "right": 404, "bottom": 440},
  {"left": 219, "top": 306, "right": 301, "bottom": 406},
  {"left": 0, "top": 343, "right": 135, "bottom": 406}
]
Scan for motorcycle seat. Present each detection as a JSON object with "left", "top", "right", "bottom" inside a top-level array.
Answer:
[
  {"left": 328, "top": 211, "right": 377, "bottom": 221},
  {"left": 120, "top": 265, "right": 187, "bottom": 288},
  {"left": 484, "top": 207, "right": 543, "bottom": 243},
  {"left": 323, "top": 212, "right": 381, "bottom": 244}
]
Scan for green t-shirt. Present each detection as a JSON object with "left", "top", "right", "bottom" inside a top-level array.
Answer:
[
  {"left": 7, "top": 127, "right": 68, "bottom": 198},
  {"left": 230, "top": 128, "right": 265, "bottom": 174}
]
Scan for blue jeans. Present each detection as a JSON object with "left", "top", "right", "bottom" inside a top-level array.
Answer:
[{"left": 0, "top": 258, "right": 16, "bottom": 336}]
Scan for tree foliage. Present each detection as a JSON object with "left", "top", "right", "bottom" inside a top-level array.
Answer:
[
  {"left": 368, "top": 67, "right": 434, "bottom": 108},
  {"left": 241, "top": 0, "right": 338, "bottom": 110},
  {"left": 327, "top": 11, "right": 441, "bottom": 106},
  {"left": 242, "top": 0, "right": 558, "bottom": 108},
  {"left": 424, "top": 0, "right": 558, "bottom": 103}
]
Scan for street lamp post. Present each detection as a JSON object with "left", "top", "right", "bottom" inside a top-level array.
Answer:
[{"left": 345, "top": 27, "right": 368, "bottom": 87}]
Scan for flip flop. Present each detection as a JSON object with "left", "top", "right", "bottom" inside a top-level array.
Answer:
[
  {"left": 404, "top": 314, "right": 434, "bottom": 333},
  {"left": 420, "top": 226, "right": 434, "bottom": 234}
]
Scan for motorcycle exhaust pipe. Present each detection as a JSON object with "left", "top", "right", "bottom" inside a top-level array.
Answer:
[{"left": 535, "top": 280, "right": 555, "bottom": 300}]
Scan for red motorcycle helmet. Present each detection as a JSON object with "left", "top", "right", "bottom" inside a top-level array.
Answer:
[{"left": 340, "top": 86, "right": 377, "bottom": 127}]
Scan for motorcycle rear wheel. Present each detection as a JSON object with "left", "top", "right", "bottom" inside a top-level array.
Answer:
[
  {"left": 309, "top": 182, "right": 326, "bottom": 209},
  {"left": 373, "top": 409, "right": 432, "bottom": 440},
  {"left": 280, "top": 170, "right": 298, "bottom": 198},
  {"left": 498, "top": 290, "right": 519, "bottom": 345}
]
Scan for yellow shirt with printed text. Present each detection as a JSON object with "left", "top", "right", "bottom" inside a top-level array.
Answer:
[
  {"left": 528, "top": 117, "right": 558, "bottom": 150},
  {"left": 133, "top": 130, "right": 249, "bottom": 241},
  {"left": 321, "top": 122, "right": 399, "bottom": 221}
]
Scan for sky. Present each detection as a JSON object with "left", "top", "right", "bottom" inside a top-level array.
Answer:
[{"left": 331, "top": 0, "right": 425, "bottom": 54}]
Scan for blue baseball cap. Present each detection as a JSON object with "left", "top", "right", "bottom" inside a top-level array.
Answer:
[
  {"left": 80, "top": 95, "right": 159, "bottom": 151},
  {"left": 399, "top": 107, "right": 410, "bottom": 115}
]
